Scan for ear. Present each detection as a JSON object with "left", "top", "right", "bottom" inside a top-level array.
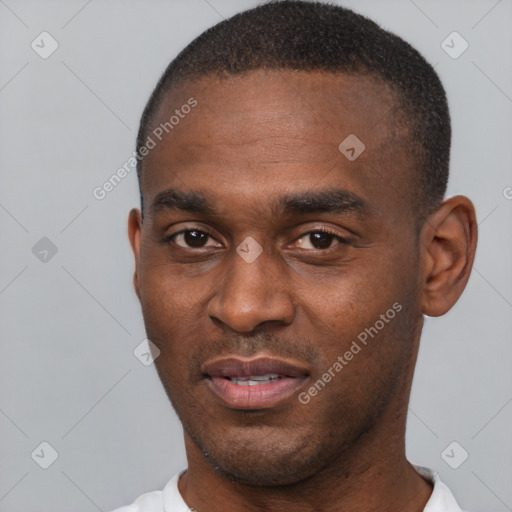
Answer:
[
  {"left": 128, "top": 208, "right": 143, "bottom": 301},
  {"left": 419, "top": 195, "right": 478, "bottom": 317}
]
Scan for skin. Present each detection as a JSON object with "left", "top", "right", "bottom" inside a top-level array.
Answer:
[{"left": 128, "top": 70, "right": 478, "bottom": 512}]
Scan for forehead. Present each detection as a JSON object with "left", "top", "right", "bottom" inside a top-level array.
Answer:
[
  {"left": 141, "top": 70, "right": 414, "bottom": 222},
  {"left": 151, "top": 70, "right": 399, "bottom": 154}
]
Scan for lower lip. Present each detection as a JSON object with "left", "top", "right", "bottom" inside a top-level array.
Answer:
[{"left": 206, "top": 376, "right": 306, "bottom": 409}]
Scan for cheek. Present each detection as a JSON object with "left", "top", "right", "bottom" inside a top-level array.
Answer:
[
  {"left": 138, "top": 265, "right": 194, "bottom": 351},
  {"left": 299, "top": 260, "right": 395, "bottom": 331},
  {"left": 296, "top": 253, "right": 416, "bottom": 380}
]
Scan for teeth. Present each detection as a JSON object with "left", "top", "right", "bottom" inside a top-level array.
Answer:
[
  {"left": 228, "top": 374, "right": 283, "bottom": 386},
  {"left": 246, "top": 374, "right": 280, "bottom": 381}
]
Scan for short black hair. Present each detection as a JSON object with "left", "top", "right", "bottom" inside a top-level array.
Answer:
[{"left": 136, "top": 0, "right": 450, "bottom": 226}]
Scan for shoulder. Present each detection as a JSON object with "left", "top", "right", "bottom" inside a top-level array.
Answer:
[
  {"left": 109, "top": 470, "right": 187, "bottom": 512},
  {"left": 109, "top": 489, "right": 164, "bottom": 512},
  {"left": 414, "top": 465, "right": 468, "bottom": 512}
]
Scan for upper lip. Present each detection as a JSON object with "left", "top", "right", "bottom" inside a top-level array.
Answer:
[{"left": 202, "top": 355, "right": 309, "bottom": 379}]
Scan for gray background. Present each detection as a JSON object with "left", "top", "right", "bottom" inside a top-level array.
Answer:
[{"left": 0, "top": 0, "right": 511, "bottom": 511}]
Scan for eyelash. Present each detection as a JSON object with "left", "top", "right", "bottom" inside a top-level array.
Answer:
[{"left": 164, "top": 226, "right": 351, "bottom": 250}]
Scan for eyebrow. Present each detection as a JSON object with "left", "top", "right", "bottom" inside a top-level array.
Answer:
[{"left": 149, "top": 187, "right": 372, "bottom": 219}]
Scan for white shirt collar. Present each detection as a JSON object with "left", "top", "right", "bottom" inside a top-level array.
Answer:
[{"left": 414, "top": 465, "right": 466, "bottom": 512}]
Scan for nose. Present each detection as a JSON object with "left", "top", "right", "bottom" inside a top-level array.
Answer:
[{"left": 206, "top": 245, "right": 295, "bottom": 333}]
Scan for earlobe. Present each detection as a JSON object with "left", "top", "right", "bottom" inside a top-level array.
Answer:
[
  {"left": 128, "top": 208, "right": 143, "bottom": 301},
  {"left": 420, "top": 195, "right": 478, "bottom": 317}
]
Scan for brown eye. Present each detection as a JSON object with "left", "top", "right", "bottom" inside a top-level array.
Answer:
[
  {"left": 295, "top": 230, "right": 350, "bottom": 250},
  {"left": 310, "top": 232, "right": 335, "bottom": 249},
  {"left": 184, "top": 230, "right": 208, "bottom": 247},
  {"left": 169, "top": 230, "right": 220, "bottom": 249}
]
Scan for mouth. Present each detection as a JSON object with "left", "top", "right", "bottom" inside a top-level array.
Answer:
[{"left": 202, "top": 356, "right": 309, "bottom": 410}]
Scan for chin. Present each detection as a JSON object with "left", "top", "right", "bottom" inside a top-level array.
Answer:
[
  {"left": 186, "top": 423, "right": 335, "bottom": 487},
  {"left": 207, "top": 452, "right": 321, "bottom": 487}
]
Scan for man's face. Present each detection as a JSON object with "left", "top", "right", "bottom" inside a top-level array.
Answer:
[{"left": 130, "top": 70, "right": 425, "bottom": 486}]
